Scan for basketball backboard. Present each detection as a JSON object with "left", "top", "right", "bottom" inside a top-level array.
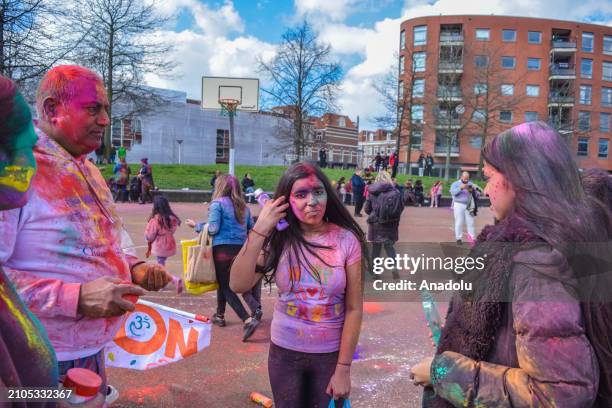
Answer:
[{"left": 201, "top": 76, "right": 259, "bottom": 112}]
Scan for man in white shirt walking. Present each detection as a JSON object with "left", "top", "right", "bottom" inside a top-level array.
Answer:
[{"left": 449, "top": 171, "right": 476, "bottom": 244}]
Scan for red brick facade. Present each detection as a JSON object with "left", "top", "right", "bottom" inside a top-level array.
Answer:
[{"left": 399, "top": 15, "right": 612, "bottom": 172}]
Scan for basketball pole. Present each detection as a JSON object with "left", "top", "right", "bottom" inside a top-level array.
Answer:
[{"left": 228, "top": 109, "right": 235, "bottom": 176}]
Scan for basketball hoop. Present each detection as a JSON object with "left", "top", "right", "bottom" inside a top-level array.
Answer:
[{"left": 219, "top": 98, "right": 240, "bottom": 117}]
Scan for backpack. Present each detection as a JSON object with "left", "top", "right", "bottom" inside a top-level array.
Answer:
[{"left": 377, "top": 188, "right": 403, "bottom": 223}]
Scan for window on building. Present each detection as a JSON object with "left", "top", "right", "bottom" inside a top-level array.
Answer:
[
  {"left": 473, "top": 109, "right": 486, "bottom": 122},
  {"left": 601, "top": 113, "right": 611, "bottom": 132},
  {"left": 475, "top": 55, "right": 489, "bottom": 68},
  {"left": 470, "top": 135, "right": 482, "bottom": 148},
  {"left": 525, "top": 111, "right": 539, "bottom": 122},
  {"left": 501, "top": 56, "right": 516, "bottom": 69},
  {"left": 500, "top": 111, "right": 512, "bottom": 123},
  {"left": 399, "top": 55, "right": 405, "bottom": 74},
  {"left": 599, "top": 139, "right": 609, "bottom": 158},
  {"left": 399, "top": 81, "right": 404, "bottom": 100},
  {"left": 338, "top": 117, "right": 346, "bottom": 127},
  {"left": 111, "top": 117, "right": 142, "bottom": 148},
  {"left": 400, "top": 30, "right": 406, "bottom": 49},
  {"left": 527, "top": 58, "right": 541, "bottom": 71},
  {"left": 579, "top": 85, "right": 592, "bottom": 105},
  {"left": 604, "top": 36, "right": 612, "bottom": 55},
  {"left": 581, "top": 58, "right": 593, "bottom": 79},
  {"left": 413, "top": 51, "right": 426, "bottom": 72},
  {"left": 602, "top": 87, "right": 612, "bottom": 107},
  {"left": 501, "top": 84, "right": 514, "bottom": 96},
  {"left": 413, "top": 78, "right": 425, "bottom": 98},
  {"left": 474, "top": 83, "right": 487, "bottom": 95},
  {"left": 502, "top": 29, "right": 516, "bottom": 42},
  {"left": 604, "top": 61, "right": 612, "bottom": 81},
  {"left": 216, "top": 129, "right": 229, "bottom": 162},
  {"left": 579, "top": 111, "right": 591, "bottom": 131},
  {"left": 582, "top": 32, "right": 594, "bottom": 52},
  {"left": 411, "top": 130, "right": 423, "bottom": 148},
  {"left": 528, "top": 31, "right": 542, "bottom": 44},
  {"left": 577, "top": 137, "right": 589, "bottom": 156},
  {"left": 526, "top": 85, "right": 540, "bottom": 97},
  {"left": 414, "top": 25, "right": 427, "bottom": 46},
  {"left": 475, "top": 29, "right": 490, "bottom": 41},
  {"left": 412, "top": 104, "right": 424, "bottom": 123}
]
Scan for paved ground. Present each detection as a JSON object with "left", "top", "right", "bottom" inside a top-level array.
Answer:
[{"left": 109, "top": 202, "right": 493, "bottom": 408}]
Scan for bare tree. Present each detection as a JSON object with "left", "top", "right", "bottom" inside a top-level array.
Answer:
[
  {"left": 72, "top": 0, "right": 176, "bottom": 158},
  {"left": 374, "top": 50, "right": 423, "bottom": 176},
  {"left": 258, "top": 20, "right": 342, "bottom": 161},
  {"left": 461, "top": 45, "right": 528, "bottom": 179},
  {"left": 0, "top": 0, "right": 81, "bottom": 92}
]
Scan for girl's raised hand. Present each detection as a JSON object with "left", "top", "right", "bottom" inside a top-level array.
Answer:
[{"left": 254, "top": 196, "right": 289, "bottom": 236}]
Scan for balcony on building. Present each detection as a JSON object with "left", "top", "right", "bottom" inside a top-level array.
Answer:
[
  {"left": 438, "top": 60, "right": 463, "bottom": 73},
  {"left": 434, "top": 113, "right": 461, "bottom": 129},
  {"left": 437, "top": 86, "right": 462, "bottom": 101},
  {"left": 548, "top": 107, "right": 573, "bottom": 134},
  {"left": 549, "top": 63, "right": 576, "bottom": 79},
  {"left": 439, "top": 24, "right": 464, "bottom": 45},
  {"left": 434, "top": 131, "right": 460, "bottom": 157},
  {"left": 548, "top": 90, "right": 575, "bottom": 107},
  {"left": 550, "top": 29, "right": 576, "bottom": 53}
]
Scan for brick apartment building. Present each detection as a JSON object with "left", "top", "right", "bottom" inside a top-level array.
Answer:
[
  {"left": 399, "top": 15, "right": 612, "bottom": 175},
  {"left": 304, "top": 113, "right": 359, "bottom": 167},
  {"left": 358, "top": 129, "right": 396, "bottom": 168}
]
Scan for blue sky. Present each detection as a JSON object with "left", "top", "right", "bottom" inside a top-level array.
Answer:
[{"left": 148, "top": 0, "right": 612, "bottom": 129}]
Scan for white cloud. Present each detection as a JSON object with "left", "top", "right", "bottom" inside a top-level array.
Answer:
[{"left": 294, "top": 0, "right": 361, "bottom": 22}]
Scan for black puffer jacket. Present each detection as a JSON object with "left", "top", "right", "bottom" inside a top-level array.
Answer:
[{"left": 364, "top": 182, "right": 402, "bottom": 243}]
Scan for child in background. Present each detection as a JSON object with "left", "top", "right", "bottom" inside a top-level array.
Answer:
[
  {"left": 430, "top": 181, "right": 442, "bottom": 208},
  {"left": 145, "top": 196, "right": 183, "bottom": 293}
]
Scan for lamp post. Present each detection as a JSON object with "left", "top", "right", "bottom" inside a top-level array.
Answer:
[{"left": 176, "top": 139, "right": 184, "bottom": 164}]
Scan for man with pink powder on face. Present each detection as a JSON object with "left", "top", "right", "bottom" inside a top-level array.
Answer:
[{"left": 0, "top": 65, "right": 173, "bottom": 395}]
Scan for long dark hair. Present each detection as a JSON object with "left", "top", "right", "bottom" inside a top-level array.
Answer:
[
  {"left": 483, "top": 121, "right": 612, "bottom": 405},
  {"left": 149, "top": 195, "right": 180, "bottom": 229},
  {"left": 261, "top": 162, "right": 366, "bottom": 285}
]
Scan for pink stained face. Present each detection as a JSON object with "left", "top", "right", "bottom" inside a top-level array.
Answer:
[
  {"left": 289, "top": 175, "right": 328, "bottom": 226},
  {"left": 53, "top": 77, "right": 110, "bottom": 157},
  {"left": 483, "top": 161, "right": 515, "bottom": 221}
]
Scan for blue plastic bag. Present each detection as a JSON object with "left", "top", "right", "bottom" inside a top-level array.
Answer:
[{"left": 328, "top": 398, "right": 351, "bottom": 408}]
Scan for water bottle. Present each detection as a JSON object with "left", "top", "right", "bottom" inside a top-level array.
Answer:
[{"left": 254, "top": 188, "right": 289, "bottom": 231}]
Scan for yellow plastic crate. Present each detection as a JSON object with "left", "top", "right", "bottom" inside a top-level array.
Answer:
[{"left": 180, "top": 239, "right": 218, "bottom": 295}]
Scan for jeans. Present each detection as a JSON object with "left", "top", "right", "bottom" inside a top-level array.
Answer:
[
  {"left": 245, "top": 186, "right": 255, "bottom": 203},
  {"left": 354, "top": 193, "right": 365, "bottom": 215}
]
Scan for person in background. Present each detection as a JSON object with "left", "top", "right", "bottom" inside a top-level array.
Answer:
[
  {"left": 382, "top": 154, "right": 389, "bottom": 171},
  {"left": 113, "top": 157, "right": 131, "bottom": 202},
  {"left": 242, "top": 172, "right": 256, "bottom": 203},
  {"left": 429, "top": 181, "right": 442, "bottom": 208},
  {"left": 417, "top": 153, "right": 425, "bottom": 177},
  {"left": 411, "top": 121, "right": 612, "bottom": 408},
  {"left": 450, "top": 171, "right": 476, "bottom": 244},
  {"left": 337, "top": 176, "right": 347, "bottom": 204},
  {"left": 145, "top": 196, "right": 183, "bottom": 294},
  {"left": 351, "top": 169, "right": 366, "bottom": 217},
  {"left": 109, "top": 145, "right": 116, "bottom": 164},
  {"left": 186, "top": 174, "right": 261, "bottom": 341},
  {"left": 414, "top": 179, "right": 424, "bottom": 207},
  {"left": 117, "top": 145, "right": 126, "bottom": 161},
  {"left": 138, "top": 157, "right": 154, "bottom": 204},
  {"left": 425, "top": 153, "right": 434, "bottom": 177},
  {"left": 374, "top": 152, "right": 382, "bottom": 172},
  {"left": 95, "top": 141, "right": 104, "bottom": 165},
  {"left": 365, "top": 171, "right": 404, "bottom": 280},
  {"left": 404, "top": 180, "right": 416, "bottom": 206},
  {"left": 230, "top": 162, "right": 365, "bottom": 407},
  {"left": 0, "top": 74, "right": 58, "bottom": 401},
  {"left": 390, "top": 149, "right": 399, "bottom": 178}
]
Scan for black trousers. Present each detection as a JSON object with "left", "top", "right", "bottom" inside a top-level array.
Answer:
[{"left": 354, "top": 193, "right": 365, "bottom": 215}]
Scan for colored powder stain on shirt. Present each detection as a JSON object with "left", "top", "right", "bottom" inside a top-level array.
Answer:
[
  {"left": 0, "top": 283, "right": 50, "bottom": 356},
  {"left": 432, "top": 363, "right": 450, "bottom": 383},
  {"left": 0, "top": 165, "right": 35, "bottom": 192},
  {"left": 446, "top": 383, "right": 466, "bottom": 405}
]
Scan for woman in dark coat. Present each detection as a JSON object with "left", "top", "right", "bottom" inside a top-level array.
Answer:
[
  {"left": 410, "top": 121, "right": 612, "bottom": 407},
  {"left": 365, "top": 171, "right": 403, "bottom": 279}
]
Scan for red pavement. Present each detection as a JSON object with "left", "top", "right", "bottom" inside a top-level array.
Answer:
[{"left": 109, "top": 202, "right": 493, "bottom": 408}]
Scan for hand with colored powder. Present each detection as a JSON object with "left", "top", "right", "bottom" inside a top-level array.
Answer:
[
  {"left": 131, "top": 262, "right": 172, "bottom": 291},
  {"left": 410, "top": 356, "right": 433, "bottom": 387},
  {"left": 253, "top": 195, "right": 290, "bottom": 236},
  {"left": 78, "top": 277, "right": 145, "bottom": 317}
]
